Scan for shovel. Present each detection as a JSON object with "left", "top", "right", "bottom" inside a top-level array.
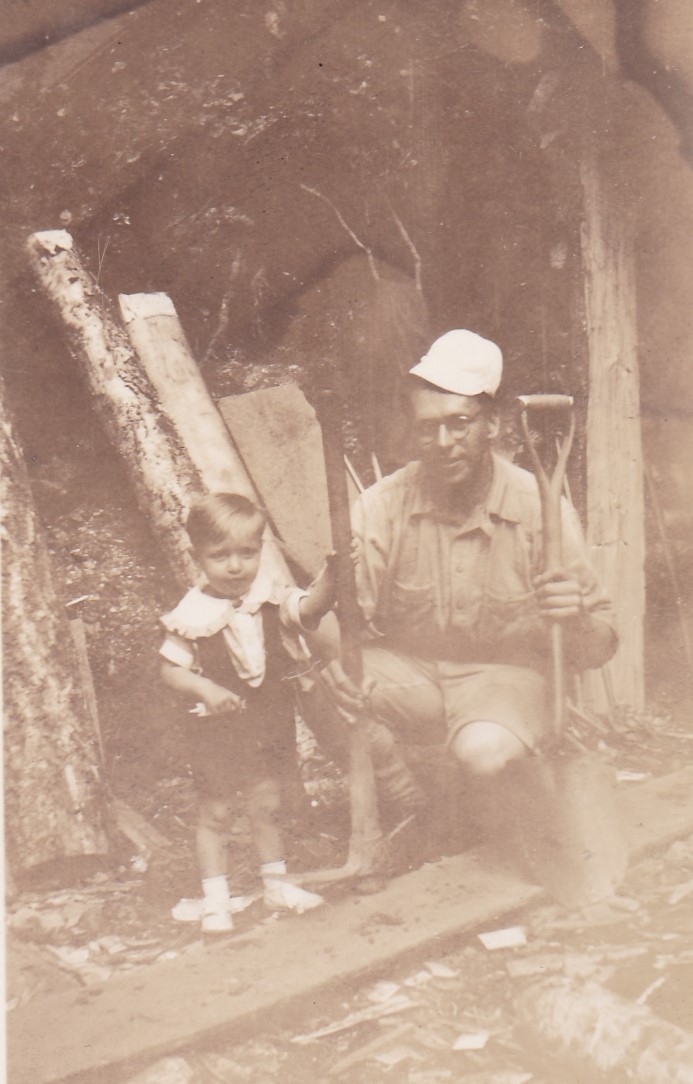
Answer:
[
  {"left": 298, "top": 381, "right": 397, "bottom": 886},
  {"left": 499, "top": 394, "right": 628, "bottom": 907}
]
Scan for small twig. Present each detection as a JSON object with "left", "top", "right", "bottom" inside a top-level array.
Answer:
[
  {"left": 300, "top": 184, "right": 379, "bottom": 281},
  {"left": 389, "top": 204, "right": 423, "bottom": 293},
  {"left": 567, "top": 698, "right": 609, "bottom": 734},
  {"left": 387, "top": 813, "right": 416, "bottom": 842},
  {"left": 636, "top": 975, "right": 666, "bottom": 1006},
  {"left": 203, "top": 249, "right": 243, "bottom": 365},
  {"left": 327, "top": 1022, "right": 414, "bottom": 1077},
  {"left": 95, "top": 235, "right": 110, "bottom": 288},
  {"left": 344, "top": 454, "right": 364, "bottom": 493},
  {"left": 291, "top": 995, "right": 416, "bottom": 1044}
]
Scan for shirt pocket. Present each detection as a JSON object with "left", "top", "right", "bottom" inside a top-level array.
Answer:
[
  {"left": 477, "top": 587, "right": 540, "bottom": 646},
  {"left": 389, "top": 578, "right": 437, "bottom": 630}
]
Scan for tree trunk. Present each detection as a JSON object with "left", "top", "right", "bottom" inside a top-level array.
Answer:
[
  {"left": 580, "top": 152, "right": 645, "bottom": 710},
  {"left": 517, "top": 977, "right": 693, "bottom": 1083},
  {"left": 1, "top": 379, "right": 110, "bottom": 876},
  {"left": 26, "top": 231, "right": 202, "bottom": 587}
]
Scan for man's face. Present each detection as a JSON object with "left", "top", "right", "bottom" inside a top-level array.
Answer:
[{"left": 410, "top": 386, "right": 499, "bottom": 488}]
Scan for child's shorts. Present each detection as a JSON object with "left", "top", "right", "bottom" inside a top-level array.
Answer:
[{"left": 185, "top": 703, "right": 297, "bottom": 801}]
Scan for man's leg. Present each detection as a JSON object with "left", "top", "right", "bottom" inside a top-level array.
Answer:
[
  {"left": 442, "top": 664, "right": 548, "bottom": 843},
  {"left": 450, "top": 721, "right": 526, "bottom": 775},
  {"left": 364, "top": 644, "right": 446, "bottom": 744},
  {"left": 442, "top": 663, "right": 548, "bottom": 775}
]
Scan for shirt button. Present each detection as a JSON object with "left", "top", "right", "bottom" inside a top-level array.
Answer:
[
  {"left": 455, "top": 599, "right": 464, "bottom": 609},
  {"left": 455, "top": 564, "right": 464, "bottom": 573}
]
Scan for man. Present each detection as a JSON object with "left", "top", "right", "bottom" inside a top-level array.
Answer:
[{"left": 321, "top": 329, "right": 617, "bottom": 785}]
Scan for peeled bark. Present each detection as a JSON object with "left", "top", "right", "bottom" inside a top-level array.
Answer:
[
  {"left": 27, "top": 231, "right": 202, "bottom": 587},
  {"left": 1, "top": 380, "right": 109, "bottom": 875},
  {"left": 518, "top": 977, "right": 693, "bottom": 1083}
]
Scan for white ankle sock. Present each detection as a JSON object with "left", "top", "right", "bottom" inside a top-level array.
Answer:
[
  {"left": 202, "top": 875, "right": 231, "bottom": 903},
  {"left": 260, "top": 860, "right": 287, "bottom": 879}
]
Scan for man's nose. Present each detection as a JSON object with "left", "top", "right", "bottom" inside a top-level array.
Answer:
[
  {"left": 227, "top": 554, "right": 241, "bottom": 572},
  {"left": 435, "top": 422, "right": 453, "bottom": 448}
]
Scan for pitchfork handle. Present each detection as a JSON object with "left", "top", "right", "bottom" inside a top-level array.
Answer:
[
  {"left": 518, "top": 395, "right": 576, "bottom": 739},
  {"left": 316, "top": 387, "right": 364, "bottom": 685}
]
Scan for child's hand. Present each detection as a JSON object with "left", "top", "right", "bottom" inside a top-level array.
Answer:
[
  {"left": 299, "top": 552, "right": 340, "bottom": 628},
  {"left": 200, "top": 681, "right": 245, "bottom": 716}
]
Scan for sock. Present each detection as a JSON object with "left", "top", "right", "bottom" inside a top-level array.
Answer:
[
  {"left": 202, "top": 875, "right": 231, "bottom": 906},
  {"left": 260, "top": 860, "right": 287, "bottom": 880}
]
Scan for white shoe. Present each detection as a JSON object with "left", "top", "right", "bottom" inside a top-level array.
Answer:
[
  {"left": 263, "top": 878, "right": 325, "bottom": 914},
  {"left": 172, "top": 895, "right": 255, "bottom": 922},
  {"left": 201, "top": 906, "right": 234, "bottom": 933}
]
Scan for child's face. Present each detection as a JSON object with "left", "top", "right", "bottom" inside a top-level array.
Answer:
[{"left": 195, "top": 524, "right": 263, "bottom": 599}]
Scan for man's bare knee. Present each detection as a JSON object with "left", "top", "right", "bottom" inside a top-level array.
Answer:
[{"left": 451, "top": 721, "right": 526, "bottom": 776}]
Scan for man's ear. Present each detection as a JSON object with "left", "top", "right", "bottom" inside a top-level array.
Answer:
[{"left": 487, "top": 411, "right": 501, "bottom": 441}]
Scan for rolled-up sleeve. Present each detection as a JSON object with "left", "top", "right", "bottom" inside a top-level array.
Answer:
[{"left": 159, "top": 632, "right": 196, "bottom": 670}]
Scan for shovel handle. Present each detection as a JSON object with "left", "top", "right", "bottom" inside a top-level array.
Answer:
[
  {"left": 316, "top": 387, "right": 363, "bottom": 685},
  {"left": 517, "top": 395, "right": 576, "bottom": 739}
]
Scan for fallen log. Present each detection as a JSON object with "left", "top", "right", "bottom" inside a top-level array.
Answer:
[
  {"left": 1, "top": 377, "right": 110, "bottom": 875},
  {"left": 26, "top": 231, "right": 201, "bottom": 586},
  {"left": 517, "top": 977, "right": 693, "bottom": 1083}
]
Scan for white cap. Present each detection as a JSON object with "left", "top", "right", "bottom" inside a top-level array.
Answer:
[{"left": 408, "top": 329, "right": 503, "bottom": 397}]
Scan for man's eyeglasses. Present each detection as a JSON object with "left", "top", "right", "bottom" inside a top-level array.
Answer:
[{"left": 414, "top": 412, "right": 484, "bottom": 445}]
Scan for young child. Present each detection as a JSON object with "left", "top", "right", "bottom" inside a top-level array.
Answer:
[{"left": 160, "top": 492, "right": 334, "bottom": 932}]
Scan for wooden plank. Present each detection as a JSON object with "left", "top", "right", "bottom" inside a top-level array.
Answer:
[
  {"left": 219, "top": 384, "right": 336, "bottom": 579},
  {"left": 9, "top": 765, "right": 693, "bottom": 1084},
  {"left": 69, "top": 618, "right": 104, "bottom": 765},
  {"left": 118, "top": 293, "right": 258, "bottom": 502}
]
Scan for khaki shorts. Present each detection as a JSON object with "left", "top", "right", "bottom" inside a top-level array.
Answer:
[{"left": 363, "top": 643, "right": 549, "bottom": 751}]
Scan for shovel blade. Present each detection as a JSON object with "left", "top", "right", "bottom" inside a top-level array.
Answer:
[{"left": 499, "top": 754, "right": 628, "bottom": 907}]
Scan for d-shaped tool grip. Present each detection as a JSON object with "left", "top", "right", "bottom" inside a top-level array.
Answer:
[{"left": 517, "top": 393, "right": 574, "bottom": 412}]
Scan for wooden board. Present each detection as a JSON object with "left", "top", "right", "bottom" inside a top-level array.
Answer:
[{"left": 219, "top": 384, "right": 359, "bottom": 579}]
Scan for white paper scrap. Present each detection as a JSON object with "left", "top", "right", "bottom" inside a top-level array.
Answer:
[
  {"left": 425, "top": 960, "right": 459, "bottom": 978},
  {"left": 453, "top": 1030, "right": 490, "bottom": 1051},
  {"left": 367, "top": 980, "right": 401, "bottom": 1003},
  {"left": 403, "top": 970, "right": 433, "bottom": 987},
  {"left": 478, "top": 926, "right": 527, "bottom": 951}
]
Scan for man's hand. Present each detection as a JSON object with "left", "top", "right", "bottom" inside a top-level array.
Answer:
[
  {"left": 317, "top": 658, "right": 375, "bottom": 723},
  {"left": 533, "top": 568, "right": 586, "bottom": 623}
]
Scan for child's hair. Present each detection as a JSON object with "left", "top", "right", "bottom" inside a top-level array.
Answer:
[{"left": 185, "top": 493, "right": 267, "bottom": 551}]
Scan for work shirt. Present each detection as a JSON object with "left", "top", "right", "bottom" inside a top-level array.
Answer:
[{"left": 351, "top": 453, "right": 615, "bottom": 673}]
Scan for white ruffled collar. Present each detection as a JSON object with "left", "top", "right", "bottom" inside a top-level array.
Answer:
[{"left": 161, "top": 568, "right": 286, "bottom": 639}]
